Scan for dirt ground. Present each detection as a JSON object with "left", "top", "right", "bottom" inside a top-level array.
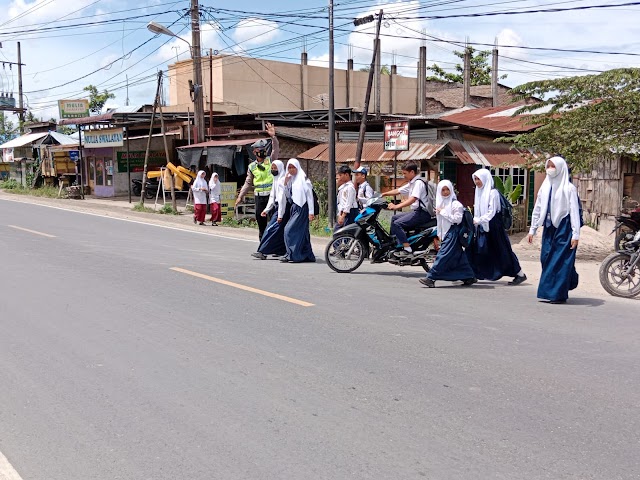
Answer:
[{"left": 511, "top": 226, "right": 615, "bottom": 262}]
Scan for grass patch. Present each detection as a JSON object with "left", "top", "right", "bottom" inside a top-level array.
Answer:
[
  {"left": 0, "top": 182, "right": 63, "bottom": 198},
  {"left": 221, "top": 216, "right": 257, "bottom": 228},
  {"left": 310, "top": 215, "right": 333, "bottom": 237},
  {"left": 132, "top": 202, "right": 155, "bottom": 213},
  {"left": 158, "top": 204, "right": 180, "bottom": 215}
]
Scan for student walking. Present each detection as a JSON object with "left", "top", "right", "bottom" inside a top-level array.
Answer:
[
  {"left": 192, "top": 170, "right": 208, "bottom": 225},
  {"left": 419, "top": 180, "right": 476, "bottom": 288},
  {"left": 252, "top": 160, "right": 289, "bottom": 259},
  {"left": 528, "top": 157, "right": 581, "bottom": 304},
  {"left": 278, "top": 159, "right": 316, "bottom": 263},
  {"left": 467, "top": 169, "right": 527, "bottom": 285},
  {"left": 208, "top": 172, "right": 221, "bottom": 226}
]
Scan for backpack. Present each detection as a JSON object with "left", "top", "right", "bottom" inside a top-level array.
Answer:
[
  {"left": 311, "top": 188, "right": 320, "bottom": 216},
  {"left": 416, "top": 178, "right": 436, "bottom": 217},
  {"left": 458, "top": 208, "right": 475, "bottom": 249},
  {"left": 497, "top": 190, "right": 513, "bottom": 230}
]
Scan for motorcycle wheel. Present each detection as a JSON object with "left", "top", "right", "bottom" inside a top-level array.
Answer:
[
  {"left": 325, "top": 235, "right": 366, "bottom": 273},
  {"left": 599, "top": 252, "right": 640, "bottom": 298},
  {"left": 144, "top": 189, "right": 156, "bottom": 199},
  {"left": 614, "top": 226, "right": 634, "bottom": 251}
]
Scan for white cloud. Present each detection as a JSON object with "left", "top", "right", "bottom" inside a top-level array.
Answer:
[{"left": 230, "top": 18, "right": 280, "bottom": 49}]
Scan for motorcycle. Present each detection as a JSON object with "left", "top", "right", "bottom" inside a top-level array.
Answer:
[
  {"left": 599, "top": 229, "right": 640, "bottom": 298},
  {"left": 132, "top": 178, "right": 161, "bottom": 199},
  {"left": 610, "top": 205, "right": 640, "bottom": 251},
  {"left": 325, "top": 196, "right": 438, "bottom": 273}
]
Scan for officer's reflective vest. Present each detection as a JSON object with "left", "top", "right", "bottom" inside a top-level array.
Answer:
[{"left": 249, "top": 158, "right": 273, "bottom": 194}]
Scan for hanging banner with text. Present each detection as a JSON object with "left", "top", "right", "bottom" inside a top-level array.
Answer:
[
  {"left": 58, "top": 99, "right": 90, "bottom": 119},
  {"left": 84, "top": 128, "right": 124, "bottom": 148},
  {"left": 384, "top": 121, "right": 410, "bottom": 151},
  {"left": 116, "top": 151, "right": 167, "bottom": 173}
]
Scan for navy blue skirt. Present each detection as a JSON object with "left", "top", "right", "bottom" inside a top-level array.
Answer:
[
  {"left": 538, "top": 215, "right": 579, "bottom": 301},
  {"left": 284, "top": 202, "right": 316, "bottom": 263},
  {"left": 258, "top": 202, "right": 290, "bottom": 256},
  {"left": 467, "top": 214, "right": 522, "bottom": 280},
  {"left": 428, "top": 224, "right": 476, "bottom": 281}
]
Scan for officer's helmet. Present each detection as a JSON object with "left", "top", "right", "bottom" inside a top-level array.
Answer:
[{"left": 251, "top": 139, "right": 269, "bottom": 158}]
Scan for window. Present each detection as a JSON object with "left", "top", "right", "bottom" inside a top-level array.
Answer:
[{"left": 491, "top": 167, "right": 526, "bottom": 203}]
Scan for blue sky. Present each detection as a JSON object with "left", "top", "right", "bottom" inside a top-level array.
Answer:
[{"left": 0, "top": 0, "right": 638, "bottom": 120}]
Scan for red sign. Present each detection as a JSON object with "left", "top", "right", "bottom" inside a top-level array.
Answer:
[{"left": 384, "top": 121, "right": 410, "bottom": 151}]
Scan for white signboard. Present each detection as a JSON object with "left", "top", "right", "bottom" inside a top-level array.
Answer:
[
  {"left": 384, "top": 121, "right": 410, "bottom": 151},
  {"left": 58, "top": 99, "right": 90, "bottom": 119},
  {"left": 84, "top": 128, "right": 124, "bottom": 148},
  {"left": 3, "top": 148, "right": 14, "bottom": 163}
]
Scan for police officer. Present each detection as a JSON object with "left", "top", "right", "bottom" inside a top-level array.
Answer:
[{"left": 236, "top": 122, "right": 280, "bottom": 240}]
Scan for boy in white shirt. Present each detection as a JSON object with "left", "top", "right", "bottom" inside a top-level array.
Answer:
[
  {"left": 354, "top": 166, "right": 374, "bottom": 209},
  {"left": 335, "top": 165, "right": 359, "bottom": 231}
]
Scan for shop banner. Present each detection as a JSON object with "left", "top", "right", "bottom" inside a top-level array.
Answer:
[
  {"left": 219, "top": 182, "right": 237, "bottom": 218},
  {"left": 85, "top": 128, "right": 124, "bottom": 148},
  {"left": 384, "top": 121, "right": 410, "bottom": 151},
  {"left": 58, "top": 99, "right": 90, "bottom": 119},
  {"left": 116, "top": 151, "right": 166, "bottom": 173}
]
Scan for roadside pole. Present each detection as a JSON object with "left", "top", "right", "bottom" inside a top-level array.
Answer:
[
  {"left": 140, "top": 71, "right": 162, "bottom": 205},
  {"left": 156, "top": 75, "right": 177, "bottom": 212}
]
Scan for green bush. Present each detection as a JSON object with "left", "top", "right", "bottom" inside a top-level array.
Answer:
[
  {"left": 0, "top": 179, "right": 21, "bottom": 190},
  {"left": 158, "top": 204, "right": 179, "bottom": 215},
  {"left": 132, "top": 202, "right": 154, "bottom": 213}
]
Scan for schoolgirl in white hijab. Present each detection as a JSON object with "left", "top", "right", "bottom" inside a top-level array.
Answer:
[
  {"left": 191, "top": 170, "right": 208, "bottom": 224},
  {"left": 264, "top": 160, "right": 285, "bottom": 215},
  {"left": 472, "top": 168, "right": 498, "bottom": 232},
  {"left": 278, "top": 158, "right": 315, "bottom": 220},
  {"left": 528, "top": 156, "right": 581, "bottom": 303},
  {"left": 208, "top": 172, "right": 221, "bottom": 226},
  {"left": 529, "top": 156, "right": 581, "bottom": 241},
  {"left": 435, "top": 179, "right": 464, "bottom": 240}
]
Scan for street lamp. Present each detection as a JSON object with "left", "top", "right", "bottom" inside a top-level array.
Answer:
[{"left": 147, "top": 20, "right": 206, "bottom": 143}]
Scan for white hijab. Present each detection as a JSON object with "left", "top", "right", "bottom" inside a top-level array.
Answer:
[
  {"left": 537, "top": 156, "right": 573, "bottom": 228},
  {"left": 286, "top": 158, "right": 312, "bottom": 207},
  {"left": 193, "top": 170, "right": 208, "bottom": 190},
  {"left": 272, "top": 160, "right": 286, "bottom": 191},
  {"left": 473, "top": 168, "right": 494, "bottom": 231},
  {"left": 436, "top": 179, "right": 457, "bottom": 239},
  {"left": 208, "top": 172, "right": 220, "bottom": 194}
]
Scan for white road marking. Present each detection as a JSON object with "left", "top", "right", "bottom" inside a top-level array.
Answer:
[
  {"left": 0, "top": 197, "right": 256, "bottom": 243},
  {"left": 7, "top": 225, "right": 56, "bottom": 238},
  {"left": 0, "top": 450, "right": 24, "bottom": 480},
  {"left": 171, "top": 267, "right": 315, "bottom": 307}
]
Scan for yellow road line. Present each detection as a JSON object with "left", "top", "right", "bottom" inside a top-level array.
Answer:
[
  {"left": 7, "top": 225, "right": 56, "bottom": 238},
  {"left": 171, "top": 267, "right": 315, "bottom": 307}
]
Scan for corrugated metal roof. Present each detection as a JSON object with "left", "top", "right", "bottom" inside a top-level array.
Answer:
[
  {"left": 177, "top": 137, "right": 264, "bottom": 149},
  {"left": 0, "top": 132, "right": 48, "bottom": 149},
  {"left": 43, "top": 131, "right": 78, "bottom": 146},
  {"left": 297, "top": 141, "right": 448, "bottom": 163},
  {"left": 438, "top": 104, "right": 539, "bottom": 133},
  {"left": 447, "top": 140, "right": 528, "bottom": 167}
]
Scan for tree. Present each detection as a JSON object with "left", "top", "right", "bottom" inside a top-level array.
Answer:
[
  {"left": 500, "top": 68, "right": 640, "bottom": 172},
  {"left": 359, "top": 65, "right": 391, "bottom": 75},
  {"left": 0, "top": 112, "right": 18, "bottom": 144},
  {"left": 428, "top": 46, "right": 506, "bottom": 86},
  {"left": 83, "top": 85, "right": 116, "bottom": 114}
]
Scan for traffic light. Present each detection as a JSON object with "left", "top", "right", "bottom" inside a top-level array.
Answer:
[{"left": 353, "top": 15, "right": 375, "bottom": 27}]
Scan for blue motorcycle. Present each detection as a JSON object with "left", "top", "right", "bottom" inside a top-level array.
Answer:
[{"left": 325, "top": 196, "right": 438, "bottom": 273}]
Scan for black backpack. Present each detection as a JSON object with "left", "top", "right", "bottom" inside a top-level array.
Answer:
[
  {"left": 311, "top": 188, "right": 320, "bottom": 216},
  {"left": 458, "top": 208, "right": 475, "bottom": 248},
  {"left": 497, "top": 191, "right": 513, "bottom": 230}
]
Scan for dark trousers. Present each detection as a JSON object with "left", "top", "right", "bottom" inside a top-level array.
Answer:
[
  {"left": 391, "top": 209, "right": 431, "bottom": 245},
  {"left": 255, "top": 194, "right": 271, "bottom": 240}
]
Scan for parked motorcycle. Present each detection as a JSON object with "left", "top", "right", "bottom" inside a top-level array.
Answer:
[
  {"left": 599, "top": 229, "right": 640, "bottom": 298},
  {"left": 131, "top": 178, "right": 160, "bottom": 199},
  {"left": 611, "top": 206, "right": 640, "bottom": 251},
  {"left": 325, "top": 196, "right": 438, "bottom": 273}
]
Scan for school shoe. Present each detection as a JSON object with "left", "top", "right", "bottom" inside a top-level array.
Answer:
[
  {"left": 193, "top": 216, "right": 196, "bottom": 224},
  {"left": 549, "top": 299, "right": 567, "bottom": 304},
  {"left": 462, "top": 278, "right": 478, "bottom": 286},
  {"left": 509, "top": 274, "right": 527, "bottom": 286},
  {"left": 419, "top": 278, "right": 435, "bottom": 288},
  {"left": 211, "top": 222, "right": 218, "bottom": 226},
  {"left": 251, "top": 252, "right": 267, "bottom": 260},
  {"left": 199, "top": 222, "right": 205, "bottom": 225},
  {"left": 279, "top": 257, "right": 291, "bottom": 263}
]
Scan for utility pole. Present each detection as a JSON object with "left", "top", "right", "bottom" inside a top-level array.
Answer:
[
  {"left": 492, "top": 38, "right": 499, "bottom": 107},
  {"left": 17, "top": 42, "right": 24, "bottom": 134},
  {"left": 140, "top": 72, "right": 163, "bottom": 204},
  {"left": 209, "top": 48, "right": 213, "bottom": 136},
  {"left": 353, "top": 10, "right": 383, "bottom": 169},
  {"left": 190, "top": 0, "right": 205, "bottom": 143},
  {"left": 463, "top": 41, "right": 471, "bottom": 107},
  {"left": 328, "top": 0, "right": 336, "bottom": 226}
]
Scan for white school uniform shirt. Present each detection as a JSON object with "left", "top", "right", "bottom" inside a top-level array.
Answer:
[
  {"left": 398, "top": 177, "right": 428, "bottom": 210},
  {"left": 191, "top": 171, "right": 208, "bottom": 205},
  {"left": 208, "top": 175, "right": 221, "bottom": 203},
  {"left": 337, "top": 181, "right": 358, "bottom": 214},
  {"left": 357, "top": 181, "right": 374, "bottom": 208},
  {"left": 474, "top": 189, "right": 500, "bottom": 232}
]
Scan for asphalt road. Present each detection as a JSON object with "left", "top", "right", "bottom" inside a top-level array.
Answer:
[{"left": 1, "top": 198, "right": 639, "bottom": 480}]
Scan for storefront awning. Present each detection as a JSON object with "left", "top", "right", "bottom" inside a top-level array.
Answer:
[
  {"left": 0, "top": 132, "right": 48, "bottom": 149},
  {"left": 177, "top": 136, "right": 267, "bottom": 170},
  {"left": 177, "top": 137, "right": 265, "bottom": 149},
  {"left": 297, "top": 141, "right": 448, "bottom": 163}
]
